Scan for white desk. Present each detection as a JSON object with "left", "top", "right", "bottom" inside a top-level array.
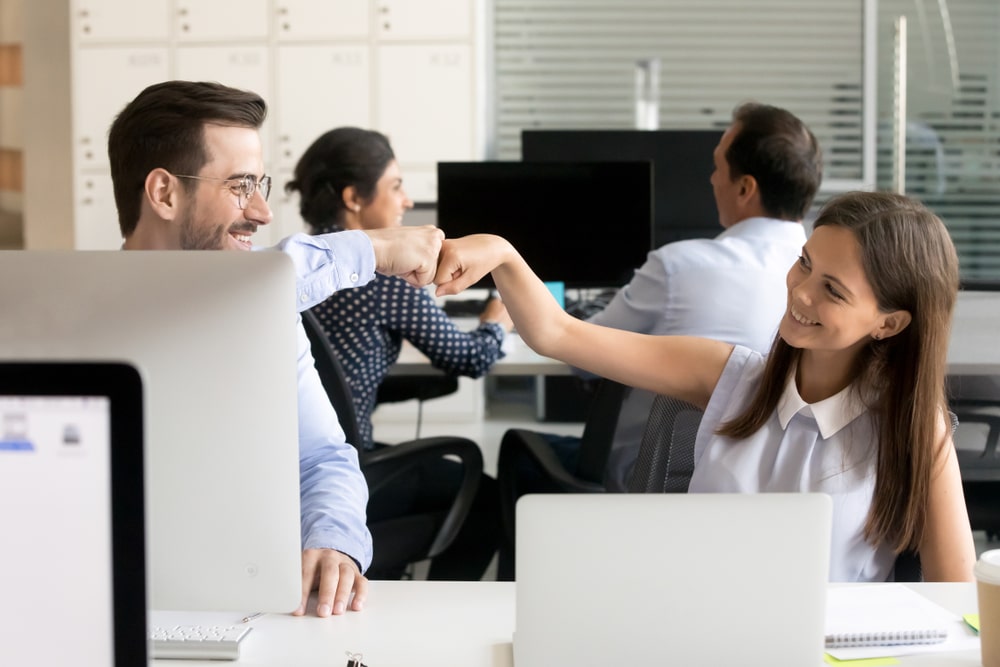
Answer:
[
  {"left": 392, "top": 329, "right": 571, "bottom": 377},
  {"left": 391, "top": 290, "right": 1000, "bottom": 377},
  {"left": 151, "top": 581, "right": 981, "bottom": 666}
]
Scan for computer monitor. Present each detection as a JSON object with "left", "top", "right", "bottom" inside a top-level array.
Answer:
[
  {"left": 0, "top": 362, "right": 146, "bottom": 666},
  {"left": 436, "top": 161, "right": 653, "bottom": 288},
  {"left": 521, "top": 129, "right": 723, "bottom": 247},
  {"left": 0, "top": 251, "right": 302, "bottom": 613}
]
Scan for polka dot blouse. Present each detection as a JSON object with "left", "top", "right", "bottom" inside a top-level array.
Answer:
[{"left": 311, "top": 273, "right": 506, "bottom": 449}]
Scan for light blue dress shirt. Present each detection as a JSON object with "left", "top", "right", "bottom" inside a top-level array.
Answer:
[
  {"left": 690, "top": 346, "right": 895, "bottom": 582},
  {"left": 585, "top": 217, "right": 807, "bottom": 491},
  {"left": 260, "top": 230, "right": 376, "bottom": 571}
]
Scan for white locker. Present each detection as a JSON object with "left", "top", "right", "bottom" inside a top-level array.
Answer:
[
  {"left": 376, "top": 0, "right": 471, "bottom": 40},
  {"left": 175, "top": 0, "right": 269, "bottom": 42},
  {"left": 274, "top": 0, "right": 370, "bottom": 41},
  {"left": 175, "top": 45, "right": 273, "bottom": 159},
  {"left": 275, "top": 44, "right": 371, "bottom": 171},
  {"left": 376, "top": 44, "right": 473, "bottom": 164},
  {"left": 74, "top": 172, "right": 122, "bottom": 250},
  {"left": 72, "top": 47, "right": 170, "bottom": 170},
  {"left": 74, "top": 0, "right": 171, "bottom": 43}
]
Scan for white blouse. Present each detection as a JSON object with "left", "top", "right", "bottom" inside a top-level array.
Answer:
[{"left": 689, "top": 346, "right": 896, "bottom": 582}]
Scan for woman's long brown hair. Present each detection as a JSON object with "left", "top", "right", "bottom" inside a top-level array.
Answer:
[{"left": 718, "top": 191, "right": 959, "bottom": 553}]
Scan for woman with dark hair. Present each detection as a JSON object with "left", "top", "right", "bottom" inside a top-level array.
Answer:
[
  {"left": 435, "top": 191, "right": 977, "bottom": 582},
  {"left": 286, "top": 127, "right": 511, "bottom": 580}
]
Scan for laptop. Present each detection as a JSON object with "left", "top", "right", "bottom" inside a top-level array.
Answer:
[
  {"left": 0, "top": 361, "right": 146, "bottom": 666},
  {"left": 514, "top": 493, "right": 832, "bottom": 667}
]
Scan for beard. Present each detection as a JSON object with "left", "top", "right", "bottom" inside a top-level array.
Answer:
[
  {"left": 178, "top": 208, "right": 229, "bottom": 250},
  {"left": 177, "top": 200, "right": 248, "bottom": 250}
]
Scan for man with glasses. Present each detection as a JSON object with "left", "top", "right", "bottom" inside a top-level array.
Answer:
[{"left": 109, "top": 80, "right": 445, "bottom": 617}]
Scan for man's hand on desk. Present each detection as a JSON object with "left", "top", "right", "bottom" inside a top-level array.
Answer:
[{"left": 294, "top": 548, "right": 368, "bottom": 617}]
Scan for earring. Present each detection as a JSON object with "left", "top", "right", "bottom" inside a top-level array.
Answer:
[{"left": 873, "top": 333, "right": 882, "bottom": 341}]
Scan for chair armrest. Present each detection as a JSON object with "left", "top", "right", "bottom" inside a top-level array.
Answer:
[
  {"left": 361, "top": 436, "right": 484, "bottom": 559},
  {"left": 497, "top": 428, "right": 604, "bottom": 547},
  {"left": 951, "top": 408, "right": 1000, "bottom": 458}
]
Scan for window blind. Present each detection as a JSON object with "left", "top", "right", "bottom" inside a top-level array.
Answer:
[
  {"left": 876, "top": 0, "right": 1000, "bottom": 280},
  {"left": 491, "top": 0, "right": 868, "bottom": 186}
]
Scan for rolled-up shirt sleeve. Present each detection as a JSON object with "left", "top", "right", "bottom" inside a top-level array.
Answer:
[
  {"left": 263, "top": 231, "right": 377, "bottom": 311},
  {"left": 295, "top": 322, "right": 373, "bottom": 571},
  {"left": 254, "top": 230, "right": 377, "bottom": 570}
]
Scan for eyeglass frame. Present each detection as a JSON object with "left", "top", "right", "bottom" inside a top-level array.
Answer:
[{"left": 171, "top": 172, "right": 272, "bottom": 210}]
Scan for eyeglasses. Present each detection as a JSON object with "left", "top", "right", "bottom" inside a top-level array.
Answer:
[{"left": 172, "top": 173, "right": 272, "bottom": 210}]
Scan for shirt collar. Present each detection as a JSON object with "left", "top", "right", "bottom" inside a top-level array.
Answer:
[
  {"left": 776, "top": 368, "right": 868, "bottom": 439},
  {"left": 717, "top": 217, "right": 803, "bottom": 242}
]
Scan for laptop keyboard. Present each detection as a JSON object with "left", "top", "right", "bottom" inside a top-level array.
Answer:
[{"left": 149, "top": 623, "right": 251, "bottom": 660}]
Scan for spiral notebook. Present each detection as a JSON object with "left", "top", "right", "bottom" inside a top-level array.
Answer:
[{"left": 825, "top": 584, "right": 953, "bottom": 649}]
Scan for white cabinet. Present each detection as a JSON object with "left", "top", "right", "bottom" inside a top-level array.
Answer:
[
  {"left": 376, "top": 0, "right": 472, "bottom": 40},
  {"left": 275, "top": 45, "right": 371, "bottom": 171},
  {"left": 175, "top": 45, "right": 273, "bottom": 155},
  {"left": 174, "top": 0, "right": 269, "bottom": 42},
  {"left": 75, "top": 172, "right": 122, "bottom": 249},
  {"left": 377, "top": 43, "right": 474, "bottom": 200},
  {"left": 275, "top": 0, "right": 370, "bottom": 40},
  {"left": 75, "top": 0, "right": 171, "bottom": 42},
  {"left": 269, "top": 170, "right": 308, "bottom": 247},
  {"left": 25, "top": 0, "right": 485, "bottom": 249},
  {"left": 72, "top": 47, "right": 170, "bottom": 170}
]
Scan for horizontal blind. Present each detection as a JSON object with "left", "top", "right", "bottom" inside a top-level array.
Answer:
[
  {"left": 876, "top": 0, "right": 1000, "bottom": 280},
  {"left": 492, "top": 0, "right": 866, "bottom": 185}
]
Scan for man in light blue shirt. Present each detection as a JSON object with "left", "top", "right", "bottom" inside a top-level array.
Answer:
[
  {"left": 109, "top": 80, "right": 444, "bottom": 617},
  {"left": 587, "top": 102, "right": 823, "bottom": 490}
]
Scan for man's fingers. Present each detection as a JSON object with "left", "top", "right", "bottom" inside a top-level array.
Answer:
[
  {"left": 294, "top": 551, "right": 319, "bottom": 616},
  {"left": 349, "top": 575, "right": 369, "bottom": 612}
]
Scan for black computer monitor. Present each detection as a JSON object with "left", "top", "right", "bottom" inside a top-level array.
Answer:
[
  {"left": 521, "top": 129, "right": 723, "bottom": 248},
  {"left": 436, "top": 161, "right": 653, "bottom": 288}
]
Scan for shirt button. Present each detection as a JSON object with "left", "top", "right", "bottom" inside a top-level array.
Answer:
[
  {"left": 349, "top": 272, "right": 360, "bottom": 283},
  {"left": 299, "top": 293, "right": 309, "bottom": 303}
]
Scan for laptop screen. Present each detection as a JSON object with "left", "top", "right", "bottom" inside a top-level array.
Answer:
[{"left": 0, "top": 362, "right": 146, "bottom": 666}]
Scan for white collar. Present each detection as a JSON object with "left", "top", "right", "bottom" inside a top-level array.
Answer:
[{"left": 776, "top": 369, "right": 867, "bottom": 439}]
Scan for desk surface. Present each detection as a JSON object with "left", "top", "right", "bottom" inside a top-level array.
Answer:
[
  {"left": 393, "top": 290, "right": 1000, "bottom": 377},
  {"left": 151, "top": 581, "right": 980, "bottom": 666}
]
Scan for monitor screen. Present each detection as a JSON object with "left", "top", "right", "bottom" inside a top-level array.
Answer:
[
  {"left": 521, "top": 129, "right": 723, "bottom": 248},
  {"left": 436, "top": 161, "right": 653, "bottom": 288},
  {"left": 0, "top": 251, "right": 303, "bottom": 613},
  {"left": 0, "top": 362, "right": 146, "bottom": 666}
]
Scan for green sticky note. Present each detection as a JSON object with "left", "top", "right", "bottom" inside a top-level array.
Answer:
[
  {"left": 824, "top": 654, "right": 900, "bottom": 667},
  {"left": 963, "top": 613, "right": 980, "bottom": 632}
]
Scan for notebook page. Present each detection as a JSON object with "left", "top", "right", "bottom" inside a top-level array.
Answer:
[
  {"left": 826, "top": 584, "right": 954, "bottom": 648},
  {"left": 825, "top": 584, "right": 978, "bottom": 660}
]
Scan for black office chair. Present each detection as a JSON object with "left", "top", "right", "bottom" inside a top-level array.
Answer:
[
  {"left": 948, "top": 375, "right": 1000, "bottom": 541},
  {"left": 627, "top": 393, "right": 930, "bottom": 582},
  {"left": 301, "top": 310, "right": 483, "bottom": 578},
  {"left": 495, "top": 379, "right": 628, "bottom": 576}
]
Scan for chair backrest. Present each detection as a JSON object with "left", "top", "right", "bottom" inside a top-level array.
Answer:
[
  {"left": 301, "top": 309, "right": 365, "bottom": 450},
  {"left": 574, "top": 379, "right": 629, "bottom": 483},
  {"left": 627, "top": 394, "right": 703, "bottom": 493}
]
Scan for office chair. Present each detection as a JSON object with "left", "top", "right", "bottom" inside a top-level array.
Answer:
[
  {"left": 301, "top": 310, "right": 483, "bottom": 578},
  {"left": 626, "top": 393, "right": 932, "bottom": 582},
  {"left": 949, "top": 376, "right": 1000, "bottom": 541},
  {"left": 495, "top": 379, "right": 628, "bottom": 573}
]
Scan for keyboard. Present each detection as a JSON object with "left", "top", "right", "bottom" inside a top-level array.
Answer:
[
  {"left": 441, "top": 298, "right": 486, "bottom": 317},
  {"left": 149, "top": 623, "right": 252, "bottom": 660}
]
